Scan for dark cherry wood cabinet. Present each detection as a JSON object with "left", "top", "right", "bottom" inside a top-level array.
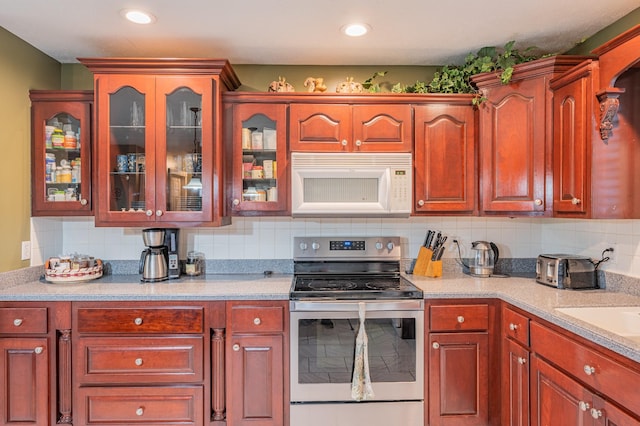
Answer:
[
  {"left": 427, "top": 301, "right": 496, "bottom": 426},
  {"left": 226, "top": 301, "right": 288, "bottom": 426},
  {"left": 289, "top": 99, "right": 412, "bottom": 152},
  {"left": 79, "top": 58, "right": 240, "bottom": 227},
  {"left": 501, "top": 305, "right": 531, "bottom": 426},
  {"left": 223, "top": 96, "right": 289, "bottom": 215},
  {"left": 29, "top": 90, "right": 93, "bottom": 216},
  {"left": 472, "top": 56, "right": 587, "bottom": 216},
  {"left": 0, "top": 302, "right": 72, "bottom": 426},
  {"left": 413, "top": 100, "right": 477, "bottom": 214}
]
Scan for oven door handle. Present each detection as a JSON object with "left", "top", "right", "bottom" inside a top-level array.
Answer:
[{"left": 290, "top": 300, "right": 423, "bottom": 312}]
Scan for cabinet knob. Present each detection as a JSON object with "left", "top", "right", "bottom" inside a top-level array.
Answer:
[
  {"left": 233, "top": 199, "right": 240, "bottom": 206},
  {"left": 583, "top": 365, "right": 596, "bottom": 376},
  {"left": 145, "top": 210, "right": 153, "bottom": 217},
  {"left": 432, "top": 342, "right": 440, "bottom": 349},
  {"left": 341, "top": 139, "right": 348, "bottom": 147},
  {"left": 134, "top": 317, "right": 143, "bottom": 326},
  {"left": 590, "top": 408, "right": 602, "bottom": 419},
  {"left": 355, "top": 139, "right": 362, "bottom": 147},
  {"left": 457, "top": 316, "right": 465, "bottom": 323},
  {"left": 13, "top": 318, "right": 23, "bottom": 327},
  {"left": 155, "top": 210, "right": 163, "bottom": 217},
  {"left": 534, "top": 199, "right": 543, "bottom": 206},
  {"left": 517, "top": 357, "right": 526, "bottom": 365},
  {"left": 135, "top": 358, "right": 143, "bottom": 366},
  {"left": 571, "top": 197, "right": 582, "bottom": 205},
  {"left": 34, "top": 346, "right": 44, "bottom": 355},
  {"left": 80, "top": 198, "right": 88, "bottom": 206},
  {"left": 417, "top": 200, "right": 425, "bottom": 207},
  {"left": 136, "top": 407, "right": 144, "bottom": 416},
  {"left": 233, "top": 344, "right": 240, "bottom": 352},
  {"left": 509, "top": 323, "right": 518, "bottom": 331},
  {"left": 253, "top": 317, "right": 261, "bottom": 325},
  {"left": 579, "top": 401, "right": 590, "bottom": 412}
]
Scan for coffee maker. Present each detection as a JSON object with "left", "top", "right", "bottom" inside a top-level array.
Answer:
[{"left": 139, "top": 228, "right": 180, "bottom": 282}]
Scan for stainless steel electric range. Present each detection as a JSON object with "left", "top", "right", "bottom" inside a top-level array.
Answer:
[{"left": 290, "top": 236, "right": 424, "bottom": 426}]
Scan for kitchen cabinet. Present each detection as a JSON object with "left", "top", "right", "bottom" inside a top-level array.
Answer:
[
  {"left": 289, "top": 100, "right": 412, "bottom": 152},
  {"left": 413, "top": 100, "right": 477, "bottom": 214},
  {"left": 501, "top": 305, "right": 531, "bottom": 426},
  {"left": 427, "top": 301, "right": 497, "bottom": 426},
  {"left": 79, "top": 58, "right": 240, "bottom": 227},
  {"left": 530, "top": 321, "right": 640, "bottom": 424},
  {"left": 72, "top": 302, "right": 210, "bottom": 426},
  {"left": 0, "top": 302, "right": 72, "bottom": 426},
  {"left": 472, "top": 56, "right": 587, "bottom": 216},
  {"left": 550, "top": 60, "right": 599, "bottom": 217},
  {"left": 29, "top": 90, "right": 93, "bottom": 216},
  {"left": 226, "top": 301, "right": 288, "bottom": 426},
  {"left": 223, "top": 96, "right": 289, "bottom": 215}
]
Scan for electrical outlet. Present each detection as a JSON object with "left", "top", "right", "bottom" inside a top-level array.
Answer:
[{"left": 21, "top": 241, "right": 31, "bottom": 261}]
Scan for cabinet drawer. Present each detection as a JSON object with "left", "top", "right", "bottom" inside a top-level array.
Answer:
[
  {"left": 430, "top": 304, "right": 489, "bottom": 331},
  {"left": 531, "top": 321, "right": 640, "bottom": 414},
  {"left": 0, "top": 307, "right": 47, "bottom": 334},
  {"left": 76, "top": 386, "right": 203, "bottom": 425},
  {"left": 76, "top": 336, "right": 203, "bottom": 384},
  {"left": 229, "top": 304, "right": 285, "bottom": 333},
  {"left": 76, "top": 307, "right": 203, "bottom": 334},
  {"left": 503, "top": 307, "right": 530, "bottom": 346}
]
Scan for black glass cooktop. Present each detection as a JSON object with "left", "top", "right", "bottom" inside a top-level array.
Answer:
[{"left": 290, "top": 274, "right": 423, "bottom": 300}]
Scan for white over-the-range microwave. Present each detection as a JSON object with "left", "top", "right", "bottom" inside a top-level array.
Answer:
[{"left": 290, "top": 152, "right": 413, "bottom": 217}]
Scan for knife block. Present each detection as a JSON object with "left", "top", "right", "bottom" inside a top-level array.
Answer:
[
  {"left": 413, "top": 247, "right": 442, "bottom": 277},
  {"left": 424, "top": 260, "right": 442, "bottom": 278}
]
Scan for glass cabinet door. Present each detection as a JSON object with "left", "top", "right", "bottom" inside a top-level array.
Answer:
[
  {"left": 232, "top": 103, "right": 288, "bottom": 214},
  {"left": 30, "top": 91, "right": 93, "bottom": 216}
]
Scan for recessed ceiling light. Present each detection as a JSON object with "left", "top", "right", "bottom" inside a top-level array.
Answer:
[
  {"left": 121, "top": 9, "right": 156, "bottom": 25},
  {"left": 342, "top": 23, "right": 370, "bottom": 37}
]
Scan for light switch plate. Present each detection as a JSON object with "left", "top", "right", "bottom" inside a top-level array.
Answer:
[{"left": 21, "top": 241, "right": 31, "bottom": 260}]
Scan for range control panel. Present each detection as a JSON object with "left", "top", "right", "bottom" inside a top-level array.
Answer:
[{"left": 294, "top": 236, "right": 401, "bottom": 260}]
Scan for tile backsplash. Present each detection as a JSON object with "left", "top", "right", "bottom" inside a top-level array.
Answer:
[{"left": 31, "top": 216, "right": 640, "bottom": 278}]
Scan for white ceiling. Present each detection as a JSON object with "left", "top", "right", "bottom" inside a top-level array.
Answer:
[{"left": 1, "top": 1, "right": 638, "bottom": 66}]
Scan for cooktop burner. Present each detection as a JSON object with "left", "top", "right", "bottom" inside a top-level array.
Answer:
[{"left": 291, "top": 274, "right": 423, "bottom": 300}]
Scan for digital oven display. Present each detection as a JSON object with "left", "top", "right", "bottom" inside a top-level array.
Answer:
[{"left": 329, "top": 240, "right": 365, "bottom": 250}]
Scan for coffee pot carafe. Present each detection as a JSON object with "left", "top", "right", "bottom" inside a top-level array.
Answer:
[
  {"left": 139, "top": 228, "right": 169, "bottom": 282},
  {"left": 469, "top": 241, "right": 499, "bottom": 277}
]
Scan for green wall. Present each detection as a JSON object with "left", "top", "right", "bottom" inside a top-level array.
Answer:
[
  {"left": 0, "top": 27, "right": 60, "bottom": 272},
  {"left": 566, "top": 7, "right": 640, "bottom": 55}
]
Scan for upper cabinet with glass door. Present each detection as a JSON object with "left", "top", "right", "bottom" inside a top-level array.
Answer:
[
  {"left": 79, "top": 58, "right": 240, "bottom": 227},
  {"left": 30, "top": 90, "right": 93, "bottom": 216}
]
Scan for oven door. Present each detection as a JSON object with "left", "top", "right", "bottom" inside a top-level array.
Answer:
[{"left": 290, "top": 300, "right": 424, "bottom": 403}]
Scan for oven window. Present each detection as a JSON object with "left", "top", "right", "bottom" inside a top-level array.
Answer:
[{"left": 297, "top": 317, "right": 416, "bottom": 384}]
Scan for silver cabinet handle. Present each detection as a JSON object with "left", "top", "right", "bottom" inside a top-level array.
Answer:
[
  {"left": 517, "top": 357, "right": 526, "bottom": 365},
  {"left": 34, "top": 346, "right": 44, "bottom": 354},
  {"left": 145, "top": 210, "right": 153, "bottom": 217},
  {"left": 13, "top": 318, "right": 23, "bottom": 327},
  {"left": 155, "top": 210, "right": 163, "bottom": 217},
  {"left": 136, "top": 407, "right": 144, "bottom": 416},
  {"left": 590, "top": 408, "right": 602, "bottom": 419},
  {"left": 571, "top": 197, "right": 581, "bottom": 205},
  {"left": 583, "top": 365, "right": 596, "bottom": 376},
  {"left": 253, "top": 317, "right": 261, "bottom": 325},
  {"left": 134, "top": 317, "right": 143, "bottom": 326},
  {"left": 457, "top": 316, "right": 465, "bottom": 323},
  {"left": 579, "top": 401, "right": 590, "bottom": 412},
  {"left": 417, "top": 200, "right": 425, "bottom": 206},
  {"left": 355, "top": 139, "right": 362, "bottom": 147},
  {"left": 534, "top": 199, "right": 543, "bottom": 206},
  {"left": 232, "top": 199, "right": 240, "bottom": 206},
  {"left": 432, "top": 342, "right": 439, "bottom": 349},
  {"left": 341, "top": 139, "right": 348, "bottom": 146},
  {"left": 233, "top": 344, "right": 240, "bottom": 351},
  {"left": 135, "top": 358, "right": 143, "bottom": 366},
  {"left": 80, "top": 198, "right": 88, "bottom": 206},
  {"left": 509, "top": 323, "right": 518, "bottom": 331}
]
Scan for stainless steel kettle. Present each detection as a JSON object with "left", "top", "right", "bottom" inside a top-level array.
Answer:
[{"left": 469, "top": 241, "right": 499, "bottom": 277}]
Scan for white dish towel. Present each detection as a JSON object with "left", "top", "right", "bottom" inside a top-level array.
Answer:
[{"left": 351, "top": 301, "right": 375, "bottom": 401}]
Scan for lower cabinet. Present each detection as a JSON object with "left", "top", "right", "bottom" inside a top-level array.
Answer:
[
  {"left": 0, "top": 302, "right": 71, "bottom": 426},
  {"left": 427, "top": 301, "right": 494, "bottom": 426},
  {"left": 226, "top": 301, "right": 288, "bottom": 426},
  {"left": 503, "top": 338, "right": 530, "bottom": 426}
]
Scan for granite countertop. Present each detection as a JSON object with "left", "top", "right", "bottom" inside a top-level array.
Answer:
[{"left": 1, "top": 267, "right": 639, "bottom": 363}]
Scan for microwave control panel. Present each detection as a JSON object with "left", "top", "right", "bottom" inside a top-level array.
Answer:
[{"left": 390, "top": 168, "right": 412, "bottom": 211}]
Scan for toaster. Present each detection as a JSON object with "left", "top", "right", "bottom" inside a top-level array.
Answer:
[{"left": 536, "top": 254, "right": 597, "bottom": 289}]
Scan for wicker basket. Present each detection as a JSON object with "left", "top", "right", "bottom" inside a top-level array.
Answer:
[{"left": 44, "top": 259, "right": 103, "bottom": 283}]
